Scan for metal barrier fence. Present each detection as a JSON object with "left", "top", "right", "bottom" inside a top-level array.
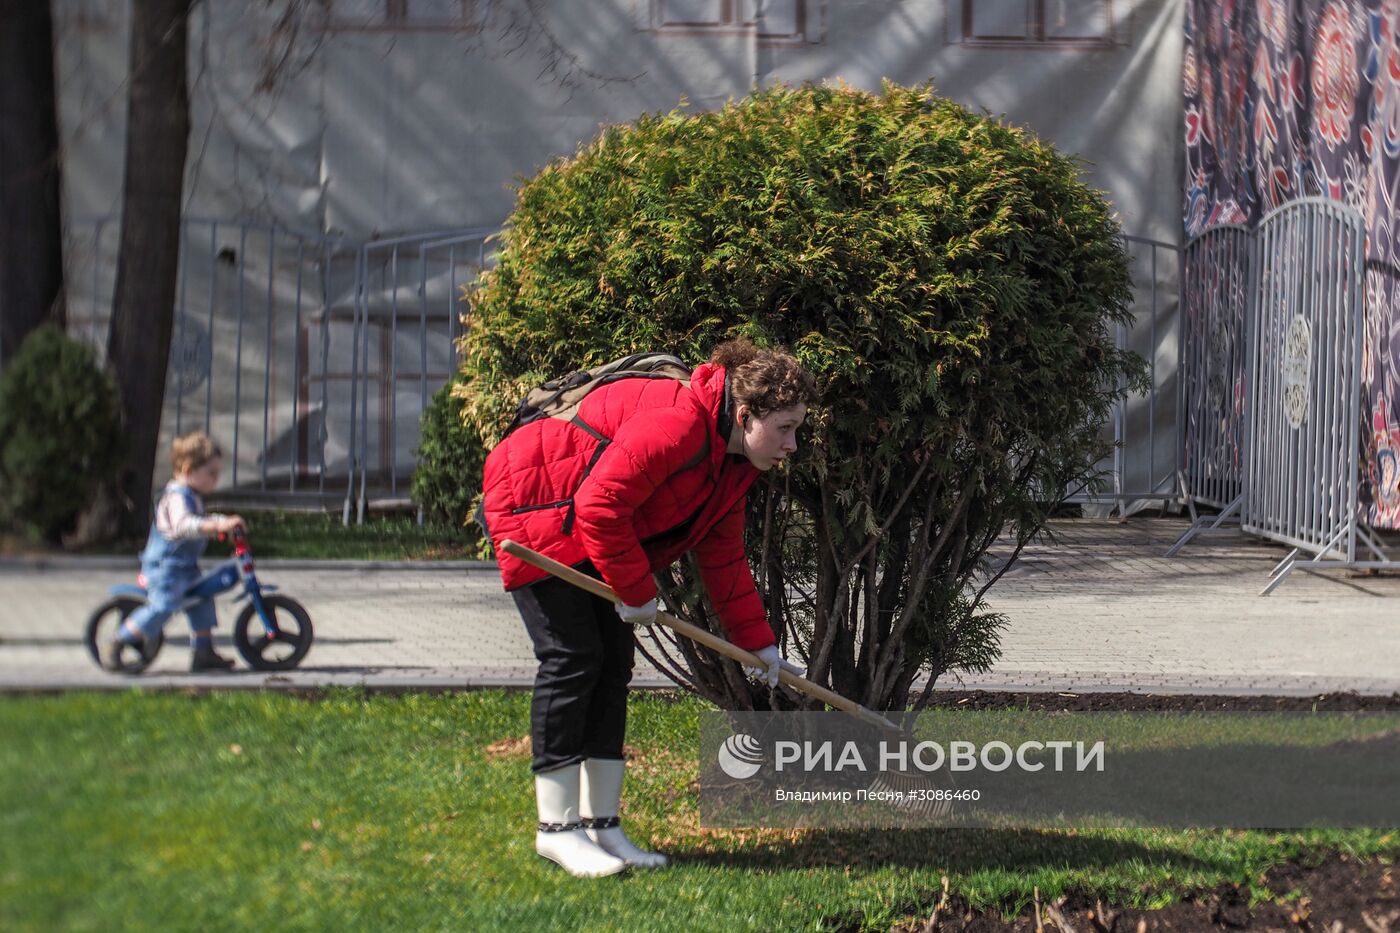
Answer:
[
  {"left": 69, "top": 216, "right": 350, "bottom": 490},
  {"left": 63, "top": 218, "right": 1177, "bottom": 522},
  {"left": 1163, "top": 223, "right": 1251, "bottom": 555},
  {"left": 1169, "top": 197, "right": 1398, "bottom": 592},
  {"left": 1065, "top": 234, "right": 1182, "bottom": 512},
  {"left": 64, "top": 217, "right": 494, "bottom": 523},
  {"left": 1178, "top": 224, "right": 1251, "bottom": 511},
  {"left": 342, "top": 229, "right": 495, "bottom": 523},
  {"left": 1244, "top": 198, "right": 1366, "bottom": 592}
]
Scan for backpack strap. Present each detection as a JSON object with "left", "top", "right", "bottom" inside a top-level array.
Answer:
[
  {"left": 559, "top": 413, "right": 711, "bottom": 535},
  {"left": 561, "top": 416, "right": 611, "bottom": 535}
]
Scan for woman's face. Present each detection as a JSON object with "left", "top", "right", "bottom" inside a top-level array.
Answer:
[{"left": 739, "top": 404, "right": 807, "bottom": 471}]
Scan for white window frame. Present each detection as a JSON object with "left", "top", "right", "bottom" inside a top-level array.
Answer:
[
  {"left": 648, "top": 0, "right": 824, "bottom": 45},
  {"left": 322, "top": 0, "right": 485, "bottom": 33},
  {"left": 956, "top": 0, "right": 1120, "bottom": 49}
]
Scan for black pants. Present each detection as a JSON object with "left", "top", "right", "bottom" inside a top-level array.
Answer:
[{"left": 513, "top": 564, "right": 637, "bottom": 773}]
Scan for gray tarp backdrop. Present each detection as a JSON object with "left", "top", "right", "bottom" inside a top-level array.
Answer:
[{"left": 50, "top": 0, "right": 1185, "bottom": 500}]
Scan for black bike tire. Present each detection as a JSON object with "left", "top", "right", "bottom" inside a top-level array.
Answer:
[
  {"left": 233, "top": 595, "right": 313, "bottom": 671},
  {"left": 84, "top": 596, "right": 163, "bottom": 673}
]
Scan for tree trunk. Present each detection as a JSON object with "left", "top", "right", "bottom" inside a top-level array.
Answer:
[
  {"left": 0, "top": 0, "right": 65, "bottom": 365},
  {"left": 102, "top": 0, "right": 191, "bottom": 537}
]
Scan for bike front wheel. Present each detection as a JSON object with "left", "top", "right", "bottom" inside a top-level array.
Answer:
[
  {"left": 233, "top": 595, "right": 313, "bottom": 671},
  {"left": 85, "top": 596, "right": 163, "bottom": 673}
]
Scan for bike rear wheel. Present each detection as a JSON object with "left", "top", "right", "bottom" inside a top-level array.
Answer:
[
  {"left": 233, "top": 595, "right": 313, "bottom": 671},
  {"left": 85, "top": 596, "right": 163, "bottom": 674}
]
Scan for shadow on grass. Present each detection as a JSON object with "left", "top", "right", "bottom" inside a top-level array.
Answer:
[{"left": 677, "top": 826, "right": 1221, "bottom": 874}]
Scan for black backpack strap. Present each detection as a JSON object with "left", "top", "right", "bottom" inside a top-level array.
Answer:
[
  {"left": 559, "top": 414, "right": 709, "bottom": 535},
  {"left": 562, "top": 416, "right": 610, "bottom": 535},
  {"left": 569, "top": 416, "right": 608, "bottom": 443}
]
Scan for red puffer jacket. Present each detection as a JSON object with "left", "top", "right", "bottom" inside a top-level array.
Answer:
[{"left": 482, "top": 362, "right": 775, "bottom": 651}]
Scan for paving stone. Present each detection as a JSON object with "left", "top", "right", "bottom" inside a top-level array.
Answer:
[{"left": 2, "top": 517, "right": 1399, "bottom": 695}]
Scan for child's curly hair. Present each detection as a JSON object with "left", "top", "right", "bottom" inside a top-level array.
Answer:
[
  {"left": 171, "top": 432, "right": 223, "bottom": 475},
  {"left": 709, "top": 338, "right": 819, "bottom": 418}
]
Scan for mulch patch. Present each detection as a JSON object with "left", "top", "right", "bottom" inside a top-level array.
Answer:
[
  {"left": 859, "top": 691, "right": 1400, "bottom": 931},
  {"left": 914, "top": 691, "right": 1400, "bottom": 713},
  {"left": 875, "top": 852, "right": 1398, "bottom": 931}
]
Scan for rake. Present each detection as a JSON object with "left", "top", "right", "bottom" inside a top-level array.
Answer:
[{"left": 499, "top": 539, "right": 955, "bottom": 819}]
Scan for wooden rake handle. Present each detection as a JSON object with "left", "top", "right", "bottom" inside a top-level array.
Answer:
[{"left": 499, "top": 539, "right": 898, "bottom": 731}]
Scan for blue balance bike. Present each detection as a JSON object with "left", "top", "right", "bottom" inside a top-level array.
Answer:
[{"left": 84, "top": 529, "right": 313, "bottom": 674}]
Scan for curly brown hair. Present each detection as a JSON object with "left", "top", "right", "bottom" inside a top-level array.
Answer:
[
  {"left": 708, "top": 338, "right": 819, "bottom": 418},
  {"left": 171, "top": 432, "right": 223, "bottom": 475}
]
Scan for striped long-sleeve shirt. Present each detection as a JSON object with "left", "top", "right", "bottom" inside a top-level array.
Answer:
[{"left": 153, "top": 484, "right": 224, "bottom": 540}]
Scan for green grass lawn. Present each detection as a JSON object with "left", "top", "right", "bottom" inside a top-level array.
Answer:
[
  {"left": 1, "top": 690, "right": 1394, "bottom": 932},
  {"left": 201, "top": 511, "right": 484, "bottom": 561},
  {"left": 2, "top": 510, "right": 484, "bottom": 562}
]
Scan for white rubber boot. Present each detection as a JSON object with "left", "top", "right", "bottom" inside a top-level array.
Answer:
[
  {"left": 534, "top": 764, "right": 627, "bottom": 878},
  {"left": 580, "top": 758, "right": 668, "bottom": 868}
]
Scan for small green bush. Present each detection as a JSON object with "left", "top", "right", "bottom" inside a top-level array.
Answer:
[
  {"left": 412, "top": 374, "right": 487, "bottom": 533},
  {"left": 0, "top": 325, "right": 125, "bottom": 543},
  {"left": 432, "top": 82, "right": 1145, "bottom": 710}
]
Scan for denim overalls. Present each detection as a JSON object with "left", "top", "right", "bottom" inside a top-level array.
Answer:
[{"left": 126, "top": 484, "right": 222, "bottom": 639}]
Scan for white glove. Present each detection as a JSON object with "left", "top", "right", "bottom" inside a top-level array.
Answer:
[
  {"left": 743, "top": 645, "right": 806, "bottom": 688},
  {"left": 614, "top": 598, "right": 658, "bottom": 626}
]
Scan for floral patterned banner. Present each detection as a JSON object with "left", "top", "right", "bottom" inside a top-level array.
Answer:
[{"left": 1185, "top": 0, "right": 1400, "bottom": 526}]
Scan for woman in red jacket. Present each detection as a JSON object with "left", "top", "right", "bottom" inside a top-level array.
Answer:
[{"left": 482, "top": 338, "right": 817, "bottom": 877}]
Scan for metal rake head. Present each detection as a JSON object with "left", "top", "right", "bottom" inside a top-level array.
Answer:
[{"left": 865, "top": 771, "right": 958, "bottom": 821}]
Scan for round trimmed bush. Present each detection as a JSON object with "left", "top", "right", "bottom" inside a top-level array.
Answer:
[
  {"left": 424, "top": 81, "right": 1144, "bottom": 709},
  {"left": 0, "top": 325, "right": 125, "bottom": 544}
]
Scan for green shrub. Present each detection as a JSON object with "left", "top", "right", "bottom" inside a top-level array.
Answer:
[
  {"left": 0, "top": 325, "right": 125, "bottom": 544},
  {"left": 443, "top": 82, "right": 1145, "bottom": 709},
  {"left": 412, "top": 374, "right": 487, "bottom": 535}
]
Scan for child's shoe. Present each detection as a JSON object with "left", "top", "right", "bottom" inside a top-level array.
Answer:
[
  {"left": 191, "top": 644, "right": 236, "bottom": 672},
  {"left": 102, "top": 633, "right": 151, "bottom": 673},
  {"left": 100, "top": 638, "right": 128, "bottom": 672}
]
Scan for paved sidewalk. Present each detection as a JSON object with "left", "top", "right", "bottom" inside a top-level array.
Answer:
[{"left": 2, "top": 518, "right": 1399, "bottom": 695}]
